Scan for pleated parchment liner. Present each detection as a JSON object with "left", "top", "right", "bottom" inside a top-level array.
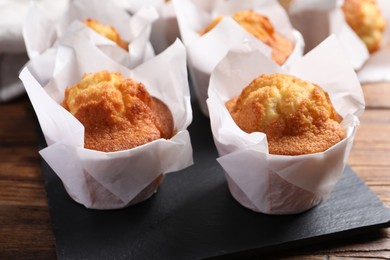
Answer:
[
  {"left": 289, "top": 0, "right": 390, "bottom": 83},
  {"left": 173, "top": 0, "right": 305, "bottom": 116},
  {"left": 20, "top": 39, "right": 193, "bottom": 210},
  {"left": 125, "top": 0, "right": 228, "bottom": 54},
  {"left": 23, "top": 0, "right": 157, "bottom": 69},
  {"left": 207, "top": 35, "right": 365, "bottom": 214}
]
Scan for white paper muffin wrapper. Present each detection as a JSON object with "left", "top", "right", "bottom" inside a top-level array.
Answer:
[
  {"left": 0, "top": 0, "right": 68, "bottom": 102},
  {"left": 173, "top": 0, "right": 305, "bottom": 116},
  {"left": 207, "top": 35, "right": 364, "bottom": 214},
  {"left": 19, "top": 39, "right": 193, "bottom": 210},
  {"left": 123, "top": 0, "right": 179, "bottom": 54},
  {"left": 23, "top": 0, "right": 157, "bottom": 69},
  {"left": 289, "top": 0, "right": 390, "bottom": 82},
  {"left": 124, "top": 0, "right": 226, "bottom": 54},
  {"left": 357, "top": 0, "right": 390, "bottom": 83}
]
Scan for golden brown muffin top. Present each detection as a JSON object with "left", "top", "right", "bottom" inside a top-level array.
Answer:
[
  {"left": 226, "top": 74, "right": 345, "bottom": 155},
  {"left": 83, "top": 18, "right": 129, "bottom": 51},
  {"left": 342, "top": 0, "right": 386, "bottom": 53},
  {"left": 63, "top": 71, "right": 174, "bottom": 152},
  {"left": 201, "top": 10, "right": 294, "bottom": 65}
]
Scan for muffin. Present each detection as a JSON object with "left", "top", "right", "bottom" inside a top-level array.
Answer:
[
  {"left": 63, "top": 71, "right": 174, "bottom": 152},
  {"left": 83, "top": 18, "right": 129, "bottom": 51},
  {"left": 226, "top": 73, "right": 345, "bottom": 155},
  {"left": 201, "top": 10, "right": 294, "bottom": 65},
  {"left": 342, "top": 0, "right": 386, "bottom": 53}
]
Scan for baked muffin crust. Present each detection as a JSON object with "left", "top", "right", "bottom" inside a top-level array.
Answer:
[
  {"left": 226, "top": 74, "right": 345, "bottom": 155},
  {"left": 63, "top": 71, "right": 174, "bottom": 152}
]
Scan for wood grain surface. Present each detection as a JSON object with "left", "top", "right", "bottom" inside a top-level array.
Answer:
[
  {"left": 0, "top": 96, "right": 56, "bottom": 259},
  {"left": 0, "top": 82, "right": 389, "bottom": 259},
  {"left": 1, "top": 0, "right": 389, "bottom": 258}
]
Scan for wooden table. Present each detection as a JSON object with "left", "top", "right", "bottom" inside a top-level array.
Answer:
[{"left": 0, "top": 83, "right": 389, "bottom": 259}]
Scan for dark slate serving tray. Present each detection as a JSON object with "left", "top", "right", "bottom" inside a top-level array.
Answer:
[{"left": 37, "top": 99, "right": 390, "bottom": 260}]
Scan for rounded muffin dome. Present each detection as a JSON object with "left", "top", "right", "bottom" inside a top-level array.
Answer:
[
  {"left": 342, "top": 0, "right": 386, "bottom": 53},
  {"left": 63, "top": 71, "right": 173, "bottom": 152},
  {"left": 226, "top": 73, "right": 345, "bottom": 155}
]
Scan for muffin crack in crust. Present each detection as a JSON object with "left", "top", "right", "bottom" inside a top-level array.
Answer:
[
  {"left": 63, "top": 71, "right": 174, "bottom": 152},
  {"left": 201, "top": 10, "right": 294, "bottom": 65},
  {"left": 226, "top": 74, "right": 345, "bottom": 155}
]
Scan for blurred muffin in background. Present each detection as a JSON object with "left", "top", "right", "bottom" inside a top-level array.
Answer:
[{"left": 342, "top": 0, "right": 386, "bottom": 53}]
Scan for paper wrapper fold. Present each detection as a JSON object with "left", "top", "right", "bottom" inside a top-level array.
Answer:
[
  {"left": 357, "top": 0, "right": 390, "bottom": 83},
  {"left": 124, "top": 0, "right": 179, "bottom": 54},
  {"left": 207, "top": 35, "right": 364, "bottom": 214},
  {"left": 125, "top": 0, "right": 225, "bottom": 54},
  {"left": 173, "top": 0, "right": 304, "bottom": 116},
  {"left": 20, "top": 39, "right": 193, "bottom": 210},
  {"left": 23, "top": 0, "right": 157, "bottom": 68},
  {"left": 290, "top": 0, "right": 390, "bottom": 82},
  {"left": 289, "top": 0, "right": 369, "bottom": 70},
  {"left": 0, "top": 0, "right": 68, "bottom": 102}
]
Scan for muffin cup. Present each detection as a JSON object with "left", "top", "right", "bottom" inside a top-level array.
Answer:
[
  {"left": 357, "top": 0, "right": 390, "bottom": 83},
  {"left": 23, "top": 0, "right": 158, "bottom": 68},
  {"left": 20, "top": 39, "right": 193, "bottom": 210},
  {"left": 150, "top": 2, "right": 180, "bottom": 54},
  {"left": 289, "top": 0, "right": 388, "bottom": 73},
  {"left": 125, "top": 0, "right": 226, "bottom": 54},
  {"left": 173, "top": 0, "right": 305, "bottom": 116},
  {"left": 207, "top": 35, "right": 364, "bottom": 214},
  {"left": 124, "top": 0, "right": 179, "bottom": 54}
]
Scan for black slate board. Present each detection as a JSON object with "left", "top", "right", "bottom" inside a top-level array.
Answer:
[{"left": 37, "top": 99, "right": 390, "bottom": 260}]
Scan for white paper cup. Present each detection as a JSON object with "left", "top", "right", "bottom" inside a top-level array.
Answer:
[
  {"left": 173, "top": 0, "right": 304, "bottom": 116},
  {"left": 207, "top": 35, "right": 364, "bottom": 214},
  {"left": 150, "top": 2, "right": 181, "bottom": 54},
  {"left": 20, "top": 39, "right": 193, "bottom": 210},
  {"left": 124, "top": 0, "right": 226, "bottom": 54},
  {"left": 357, "top": 0, "right": 390, "bottom": 83},
  {"left": 289, "top": 0, "right": 390, "bottom": 77},
  {"left": 23, "top": 0, "right": 157, "bottom": 68}
]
